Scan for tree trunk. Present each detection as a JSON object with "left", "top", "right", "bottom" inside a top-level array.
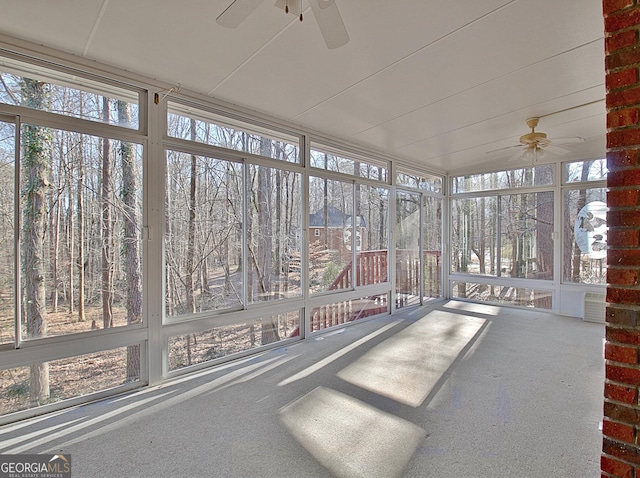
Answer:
[
  {"left": 50, "top": 167, "right": 61, "bottom": 313},
  {"left": 22, "top": 78, "right": 50, "bottom": 405},
  {"left": 184, "top": 120, "right": 198, "bottom": 364},
  {"left": 67, "top": 160, "right": 74, "bottom": 315},
  {"left": 119, "top": 100, "right": 141, "bottom": 381},
  {"left": 571, "top": 160, "right": 594, "bottom": 282},
  {"left": 257, "top": 140, "right": 279, "bottom": 344},
  {"left": 186, "top": 120, "right": 197, "bottom": 315},
  {"left": 77, "top": 141, "right": 86, "bottom": 323},
  {"left": 102, "top": 97, "right": 113, "bottom": 328}
]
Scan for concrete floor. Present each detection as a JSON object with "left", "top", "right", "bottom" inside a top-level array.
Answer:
[{"left": 0, "top": 300, "right": 604, "bottom": 478}]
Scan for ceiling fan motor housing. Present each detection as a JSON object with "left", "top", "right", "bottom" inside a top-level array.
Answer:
[{"left": 520, "top": 117, "right": 550, "bottom": 147}]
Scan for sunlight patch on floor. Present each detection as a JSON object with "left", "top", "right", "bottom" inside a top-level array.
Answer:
[
  {"left": 278, "top": 320, "right": 403, "bottom": 387},
  {"left": 337, "top": 311, "right": 486, "bottom": 407},
  {"left": 279, "top": 386, "right": 424, "bottom": 478},
  {"left": 441, "top": 300, "right": 503, "bottom": 316}
]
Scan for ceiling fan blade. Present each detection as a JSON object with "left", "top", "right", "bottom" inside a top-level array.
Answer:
[
  {"left": 544, "top": 144, "right": 570, "bottom": 155},
  {"left": 485, "top": 144, "right": 522, "bottom": 154},
  {"left": 309, "top": 0, "right": 349, "bottom": 49},
  {"left": 552, "top": 136, "right": 585, "bottom": 145},
  {"left": 216, "top": 0, "right": 265, "bottom": 28},
  {"left": 507, "top": 147, "right": 527, "bottom": 162}
]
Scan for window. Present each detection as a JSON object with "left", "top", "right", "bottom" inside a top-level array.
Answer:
[
  {"left": 308, "top": 176, "right": 354, "bottom": 294},
  {"left": 167, "top": 102, "right": 300, "bottom": 163},
  {"left": 396, "top": 190, "right": 421, "bottom": 308},
  {"left": 354, "top": 184, "right": 389, "bottom": 286},
  {"left": 247, "top": 164, "right": 302, "bottom": 303},
  {"left": 396, "top": 171, "right": 442, "bottom": 193},
  {"left": 165, "top": 151, "right": 244, "bottom": 315},
  {"left": 0, "top": 122, "right": 144, "bottom": 344},
  {"left": 452, "top": 165, "right": 554, "bottom": 194},
  {"left": 451, "top": 192, "right": 554, "bottom": 279},
  {"left": 1, "top": 346, "right": 140, "bottom": 415},
  {"left": 168, "top": 311, "right": 300, "bottom": 371},
  {"left": 0, "top": 57, "right": 139, "bottom": 129},
  {"left": 310, "top": 143, "right": 388, "bottom": 181},
  {"left": 452, "top": 281, "right": 552, "bottom": 309},
  {"left": 310, "top": 296, "right": 387, "bottom": 333},
  {"left": 450, "top": 164, "right": 554, "bottom": 309},
  {"left": 423, "top": 195, "right": 442, "bottom": 298},
  {"left": 562, "top": 159, "right": 607, "bottom": 284},
  {"left": 164, "top": 150, "right": 303, "bottom": 317}
]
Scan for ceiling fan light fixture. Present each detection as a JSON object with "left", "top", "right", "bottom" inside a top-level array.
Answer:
[
  {"left": 521, "top": 147, "right": 535, "bottom": 162},
  {"left": 521, "top": 145, "right": 546, "bottom": 163}
]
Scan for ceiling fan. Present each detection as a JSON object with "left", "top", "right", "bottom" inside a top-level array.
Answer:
[
  {"left": 488, "top": 117, "right": 585, "bottom": 162},
  {"left": 216, "top": 0, "right": 349, "bottom": 49}
]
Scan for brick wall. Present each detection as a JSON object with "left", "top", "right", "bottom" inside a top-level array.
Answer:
[{"left": 604, "top": 1, "right": 640, "bottom": 476}]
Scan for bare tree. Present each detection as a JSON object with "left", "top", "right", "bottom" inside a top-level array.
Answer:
[
  {"left": 21, "top": 78, "right": 50, "bottom": 405},
  {"left": 102, "top": 97, "right": 113, "bottom": 328},
  {"left": 184, "top": 119, "right": 198, "bottom": 364},
  {"left": 257, "top": 139, "right": 279, "bottom": 343},
  {"left": 118, "top": 100, "right": 141, "bottom": 380},
  {"left": 77, "top": 135, "right": 86, "bottom": 323}
]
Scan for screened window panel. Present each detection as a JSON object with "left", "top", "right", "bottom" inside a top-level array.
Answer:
[
  {"left": 499, "top": 192, "right": 554, "bottom": 280},
  {"left": 396, "top": 191, "right": 421, "bottom": 308},
  {"left": 0, "top": 63, "right": 139, "bottom": 129},
  {"left": 308, "top": 176, "right": 354, "bottom": 294},
  {"left": 168, "top": 311, "right": 300, "bottom": 371},
  {"left": 247, "top": 164, "right": 302, "bottom": 303},
  {"left": 562, "top": 187, "right": 607, "bottom": 284},
  {"left": 354, "top": 185, "right": 389, "bottom": 287},
  {"left": 167, "top": 103, "right": 299, "bottom": 163},
  {"left": 165, "top": 151, "right": 243, "bottom": 316},
  {"left": 423, "top": 196, "right": 442, "bottom": 298},
  {"left": 310, "top": 146, "right": 388, "bottom": 181},
  {"left": 19, "top": 124, "right": 143, "bottom": 340},
  {"left": 450, "top": 197, "right": 498, "bottom": 275},
  {"left": 564, "top": 159, "right": 607, "bottom": 183},
  {"left": 452, "top": 165, "right": 554, "bottom": 193},
  {"left": 0, "top": 119, "right": 15, "bottom": 345}
]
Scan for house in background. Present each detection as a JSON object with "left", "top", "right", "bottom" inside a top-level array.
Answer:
[{"left": 309, "top": 205, "right": 367, "bottom": 262}]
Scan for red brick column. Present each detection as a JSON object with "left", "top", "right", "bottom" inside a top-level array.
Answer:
[{"left": 603, "top": 1, "right": 640, "bottom": 476}]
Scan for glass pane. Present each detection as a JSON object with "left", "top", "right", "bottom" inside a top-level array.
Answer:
[
  {"left": 310, "top": 295, "right": 387, "bottom": 333},
  {"left": 565, "top": 159, "right": 607, "bottom": 183},
  {"left": 0, "top": 120, "right": 15, "bottom": 345},
  {"left": 310, "top": 146, "right": 388, "bottom": 181},
  {"left": 563, "top": 188, "right": 607, "bottom": 284},
  {"left": 20, "top": 122, "right": 143, "bottom": 340},
  {"left": 167, "top": 103, "right": 299, "bottom": 163},
  {"left": 308, "top": 177, "right": 353, "bottom": 294},
  {"left": 247, "top": 165, "right": 302, "bottom": 303},
  {"left": 452, "top": 281, "right": 552, "bottom": 309},
  {"left": 423, "top": 196, "right": 442, "bottom": 298},
  {"left": 499, "top": 191, "right": 554, "bottom": 280},
  {"left": 0, "top": 345, "right": 140, "bottom": 416},
  {"left": 450, "top": 197, "right": 498, "bottom": 275},
  {"left": 396, "top": 191, "right": 420, "bottom": 308},
  {"left": 0, "top": 62, "right": 139, "bottom": 129},
  {"left": 165, "top": 151, "right": 243, "bottom": 316},
  {"left": 355, "top": 185, "right": 389, "bottom": 286},
  {"left": 452, "top": 164, "right": 554, "bottom": 193},
  {"left": 396, "top": 171, "right": 442, "bottom": 193},
  {"left": 168, "top": 311, "right": 300, "bottom": 371}
]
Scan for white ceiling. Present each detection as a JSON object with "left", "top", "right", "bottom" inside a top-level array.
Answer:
[{"left": 0, "top": 0, "right": 606, "bottom": 174}]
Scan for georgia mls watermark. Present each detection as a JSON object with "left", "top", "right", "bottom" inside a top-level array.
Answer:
[{"left": 0, "top": 454, "right": 71, "bottom": 478}]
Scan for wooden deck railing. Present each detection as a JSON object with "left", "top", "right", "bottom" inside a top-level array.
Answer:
[{"left": 290, "top": 249, "right": 441, "bottom": 337}]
